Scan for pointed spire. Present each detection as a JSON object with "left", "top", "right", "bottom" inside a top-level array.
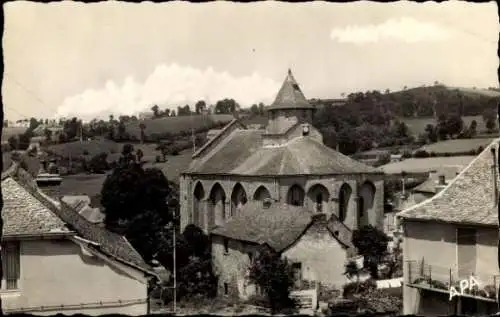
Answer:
[{"left": 268, "top": 69, "right": 313, "bottom": 110}]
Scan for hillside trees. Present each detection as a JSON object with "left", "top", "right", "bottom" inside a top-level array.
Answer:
[{"left": 100, "top": 144, "right": 217, "bottom": 300}]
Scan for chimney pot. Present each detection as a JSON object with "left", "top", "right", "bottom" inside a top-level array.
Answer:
[{"left": 438, "top": 175, "right": 446, "bottom": 185}]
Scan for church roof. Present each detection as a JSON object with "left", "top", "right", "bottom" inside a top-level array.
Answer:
[
  {"left": 398, "top": 138, "right": 500, "bottom": 227},
  {"left": 186, "top": 128, "right": 382, "bottom": 176},
  {"left": 267, "top": 69, "right": 314, "bottom": 111}
]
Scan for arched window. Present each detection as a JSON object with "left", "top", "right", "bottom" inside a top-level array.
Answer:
[
  {"left": 307, "top": 184, "right": 330, "bottom": 213},
  {"left": 338, "top": 183, "right": 352, "bottom": 222},
  {"left": 253, "top": 186, "right": 271, "bottom": 202},
  {"left": 231, "top": 183, "right": 247, "bottom": 217},
  {"left": 193, "top": 182, "right": 205, "bottom": 228},
  {"left": 316, "top": 194, "right": 322, "bottom": 213},
  {"left": 287, "top": 184, "right": 305, "bottom": 206},
  {"left": 358, "top": 181, "right": 376, "bottom": 228},
  {"left": 209, "top": 183, "right": 226, "bottom": 228}
]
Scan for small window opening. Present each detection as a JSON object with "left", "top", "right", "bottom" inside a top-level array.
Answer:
[
  {"left": 224, "top": 283, "right": 229, "bottom": 295},
  {"left": 223, "top": 238, "right": 229, "bottom": 254}
]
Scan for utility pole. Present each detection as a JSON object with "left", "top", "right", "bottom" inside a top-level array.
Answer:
[
  {"left": 173, "top": 221, "right": 177, "bottom": 314},
  {"left": 191, "top": 111, "right": 196, "bottom": 154}
]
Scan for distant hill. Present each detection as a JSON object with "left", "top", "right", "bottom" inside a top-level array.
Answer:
[
  {"left": 122, "top": 114, "right": 235, "bottom": 140},
  {"left": 46, "top": 139, "right": 121, "bottom": 159}
]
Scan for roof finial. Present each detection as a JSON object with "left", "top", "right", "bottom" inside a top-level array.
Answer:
[{"left": 288, "top": 68, "right": 292, "bottom": 76}]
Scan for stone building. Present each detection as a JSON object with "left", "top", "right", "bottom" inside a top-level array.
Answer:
[{"left": 179, "top": 69, "right": 385, "bottom": 233}]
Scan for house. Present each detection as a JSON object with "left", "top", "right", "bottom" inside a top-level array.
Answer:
[
  {"left": 180, "top": 69, "right": 385, "bottom": 236},
  {"left": 397, "top": 139, "right": 500, "bottom": 316},
  {"left": 0, "top": 163, "right": 158, "bottom": 316},
  {"left": 210, "top": 199, "right": 356, "bottom": 299}
]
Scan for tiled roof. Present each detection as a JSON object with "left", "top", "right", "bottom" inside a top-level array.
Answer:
[
  {"left": 2, "top": 164, "right": 155, "bottom": 275},
  {"left": 211, "top": 201, "right": 351, "bottom": 252},
  {"left": 398, "top": 138, "right": 500, "bottom": 227},
  {"left": 267, "top": 69, "right": 314, "bottom": 110},
  {"left": 1, "top": 177, "right": 72, "bottom": 238},
  {"left": 188, "top": 129, "right": 381, "bottom": 176}
]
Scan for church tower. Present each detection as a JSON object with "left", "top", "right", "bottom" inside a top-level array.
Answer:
[{"left": 265, "top": 69, "right": 315, "bottom": 136}]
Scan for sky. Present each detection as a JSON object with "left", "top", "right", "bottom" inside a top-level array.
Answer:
[{"left": 3, "top": 1, "right": 499, "bottom": 122}]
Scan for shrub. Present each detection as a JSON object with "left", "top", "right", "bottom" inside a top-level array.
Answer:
[
  {"left": 343, "top": 279, "right": 376, "bottom": 297},
  {"left": 413, "top": 150, "right": 429, "bottom": 158}
]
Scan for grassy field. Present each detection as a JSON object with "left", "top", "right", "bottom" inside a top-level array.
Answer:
[
  {"left": 124, "top": 114, "right": 234, "bottom": 139},
  {"left": 45, "top": 139, "right": 121, "bottom": 158},
  {"left": 58, "top": 148, "right": 193, "bottom": 199},
  {"left": 416, "top": 137, "right": 494, "bottom": 154},
  {"left": 380, "top": 156, "right": 476, "bottom": 174},
  {"left": 400, "top": 115, "right": 488, "bottom": 136},
  {"left": 2, "top": 127, "right": 28, "bottom": 141}
]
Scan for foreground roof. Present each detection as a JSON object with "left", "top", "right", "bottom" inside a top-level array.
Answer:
[
  {"left": 267, "top": 69, "right": 314, "bottom": 111},
  {"left": 398, "top": 139, "right": 500, "bottom": 227},
  {"left": 188, "top": 129, "right": 382, "bottom": 176},
  {"left": 1, "top": 177, "right": 72, "bottom": 238},
  {"left": 2, "top": 164, "right": 154, "bottom": 275},
  {"left": 211, "top": 201, "right": 351, "bottom": 252}
]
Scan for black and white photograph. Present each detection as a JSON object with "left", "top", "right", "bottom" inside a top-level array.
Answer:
[{"left": 0, "top": 1, "right": 498, "bottom": 316}]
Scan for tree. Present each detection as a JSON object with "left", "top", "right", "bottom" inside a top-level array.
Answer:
[
  {"left": 100, "top": 153, "right": 172, "bottom": 231},
  {"left": 136, "top": 148, "right": 144, "bottom": 162},
  {"left": 44, "top": 128, "right": 52, "bottom": 143},
  {"left": 352, "top": 225, "right": 390, "bottom": 279},
  {"left": 466, "top": 120, "right": 477, "bottom": 138},
  {"left": 7, "top": 135, "right": 19, "bottom": 151},
  {"left": 195, "top": 100, "right": 206, "bottom": 114},
  {"left": 424, "top": 124, "right": 438, "bottom": 143},
  {"left": 445, "top": 115, "right": 464, "bottom": 137},
  {"left": 139, "top": 123, "right": 146, "bottom": 144},
  {"left": 151, "top": 105, "right": 160, "bottom": 118},
  {"left": 250, "top": 104, "right": 260, "bottom": 115},
  {"left": 248, "top": 248, "right": 297, "bottom": 313},
  {"left": 215, "top": 99, "right": 239, "bottom": 114}
]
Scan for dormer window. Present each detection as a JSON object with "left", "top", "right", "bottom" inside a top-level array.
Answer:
[
  {"left": 302, "top": 124, "right": 310, "bottom": 136},
  {"left": 292, "top": 83, "right": 300, "bottom": 91}
]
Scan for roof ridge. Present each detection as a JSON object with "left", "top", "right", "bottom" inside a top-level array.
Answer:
[
  {"left": 398, "top": 138, "right": 499, "bottom": 217},
  {"left": 191, "top": 117, "right": 243, "bottom": 159}
]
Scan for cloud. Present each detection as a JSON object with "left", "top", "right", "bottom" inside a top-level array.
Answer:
[
  {"left": 330, "top": 17, "right": 455, "bottom": 44},
  {"left": 55, "top": 64, "right": 281, "bottom": 121}
]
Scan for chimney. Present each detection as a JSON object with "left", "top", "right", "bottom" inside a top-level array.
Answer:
[
  {"left": 435, "top": 174, "right": 447, "bottom": 193},
  {"left": 438, "top": 175, "right": 446, "bottom": 185},
  {"left": 262, "top": 198, "right": 273, "bottom": 209}
]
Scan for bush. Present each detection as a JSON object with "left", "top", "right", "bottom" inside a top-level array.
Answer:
[
  {"left": 413, "top": 150, "right": 429, "bottom": 158},
  {"left": 343, "top": 279, "right": 376, "bottom": 297}
]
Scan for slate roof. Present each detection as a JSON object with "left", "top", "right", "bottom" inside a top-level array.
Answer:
[
  {"left": 211, "top": 201, "right": 351, "bottom": 252},
  {"left": 1, "top": 164, "right": 155, "bottom": 275},
  {"left": 1, "top": 177, "right": 71, "bottom": 238},
  {"left": 188, "top": 129, "right": 382, "bottom": 176},
  {"left": 267, "top": 69, "right": 314, "bottom": 110},
  {"left": 398, "top": 138, "right": 500, "bottom": 227}
]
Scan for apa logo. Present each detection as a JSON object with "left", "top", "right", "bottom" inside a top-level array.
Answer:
[{"left": 449, "top": 275, "right": 488, "bottom": 301}]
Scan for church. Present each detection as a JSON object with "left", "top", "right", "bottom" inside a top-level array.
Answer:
[{"left": 179, "top": 69, "right": 385, "bottom": 233}]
